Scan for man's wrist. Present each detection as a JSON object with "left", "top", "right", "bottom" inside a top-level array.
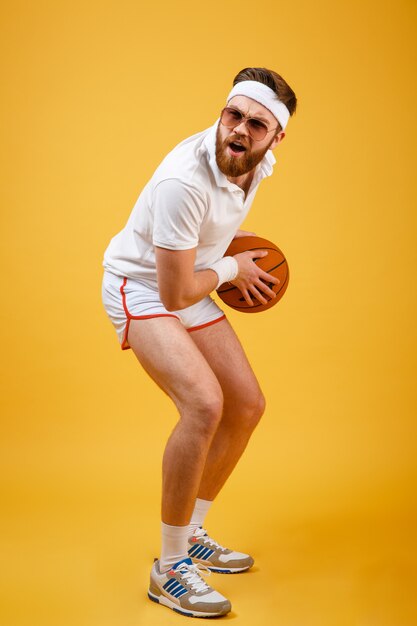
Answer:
[{"left": 208, "top": 257, "right": 238, "bottom": 289}]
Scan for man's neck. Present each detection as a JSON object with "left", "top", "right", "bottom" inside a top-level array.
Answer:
[{"left": 227, "top": 170, "right": 255, "bottom": 197}]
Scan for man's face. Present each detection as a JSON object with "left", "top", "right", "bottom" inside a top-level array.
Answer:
[{"left": 215, "top": 95, "right": 285, "bottom": 179}]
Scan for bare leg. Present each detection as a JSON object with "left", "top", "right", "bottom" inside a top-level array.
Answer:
[
  {"left": 190, "top": 318, "right": 265, "bottom": 501},
  {"left": 127, "top": 317, "right": 224, "bottom": 526}
]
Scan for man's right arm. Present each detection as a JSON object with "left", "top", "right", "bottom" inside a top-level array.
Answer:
[
  {"left": 155, "top": 246, "right": 218, "bottom": 311},
  {"left": 155, "top": 246, "right": 278, "bottom": 311}
]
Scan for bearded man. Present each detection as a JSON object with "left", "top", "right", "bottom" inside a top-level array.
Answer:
[{"left": 102, "top": 67, "right": 297, "bottom": 618}]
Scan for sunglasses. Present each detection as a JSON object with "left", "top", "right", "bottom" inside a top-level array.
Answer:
[{"left": 220, "top": 106, "right": 278, "bottom": 141}]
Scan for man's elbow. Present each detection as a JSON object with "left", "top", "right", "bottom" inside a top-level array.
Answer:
[
  {"left": 163, "top": 299, "right": 189, "bottom": 312},
  {"left": 163, "top": 299, "right": 181, "bottom": 312},
  {"left": 159, "top": 289, "right": 188, "bottom": 312}
]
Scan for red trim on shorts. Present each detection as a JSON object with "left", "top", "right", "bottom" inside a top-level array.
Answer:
[
  {"left": 187, "top": 314, "right": 226, "bottom": 333},
  {"left": 119, "top": 277, "right": 178, "bottom": 350}
]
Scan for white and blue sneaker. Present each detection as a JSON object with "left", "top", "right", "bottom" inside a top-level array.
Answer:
[
  {"left": 188, "top": 528, "right": 254, "bottom": 573},
  {"left": 148, "top": 557, "right": 231, "bottom": 618}
]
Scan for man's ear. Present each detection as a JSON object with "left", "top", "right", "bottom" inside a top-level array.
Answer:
[{"left": 270, "top": 131, "right": 286, "bottom": 150}]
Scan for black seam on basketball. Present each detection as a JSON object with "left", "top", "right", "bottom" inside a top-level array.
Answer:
[
  {"left": 245, "top": 246, "right": 278, "bottom": 252},
  {"left": 264, "top": 259, "right": 287, "bottom": 272}
]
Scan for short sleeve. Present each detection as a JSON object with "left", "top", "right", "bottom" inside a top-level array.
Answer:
[{"left": 152, "top": 179, "right": 206, "bottom": 250}]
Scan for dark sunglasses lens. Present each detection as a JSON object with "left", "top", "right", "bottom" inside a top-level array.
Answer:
[
  {"left": 247, "top": 119, "right": 268, "bottom": 140},
  {"left": 221, "top": 108, "right": 244, "bottom": 127}
]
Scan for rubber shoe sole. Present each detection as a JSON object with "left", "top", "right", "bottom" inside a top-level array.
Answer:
[{"left": 148, "top": 589, "right": 230, "bottom": 618}]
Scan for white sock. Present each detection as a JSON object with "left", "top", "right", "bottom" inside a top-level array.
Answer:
[
  {"left": 188, "top": 498, "right": 213, "bottom": 537},
  {"left": 159, "top": 522, "right": 190, "bottom": 573}
]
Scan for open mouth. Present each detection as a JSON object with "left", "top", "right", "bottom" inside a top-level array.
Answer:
[{"left": 228, "top": 141, "right": 247, "bottom": 155}]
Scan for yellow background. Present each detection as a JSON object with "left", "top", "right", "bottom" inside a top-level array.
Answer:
[{"left": 1, "top": 1, "right": 416, "bottom": 624}]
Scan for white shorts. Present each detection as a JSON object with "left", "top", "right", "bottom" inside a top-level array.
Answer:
[{"left": 102, "top": 271, "right": 226, "bottom": 350}]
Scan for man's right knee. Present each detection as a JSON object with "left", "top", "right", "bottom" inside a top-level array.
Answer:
[{"left": 180, "top": 391, "right": 224, "bottom": 439}]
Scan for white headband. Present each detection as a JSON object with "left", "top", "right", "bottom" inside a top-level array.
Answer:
[{"left": 227, "top": 80, "right": 290, "bottom": 130}]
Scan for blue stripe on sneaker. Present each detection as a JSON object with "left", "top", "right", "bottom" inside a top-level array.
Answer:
[
  {"left": 175, "top": 588, "right": 188, "bottom": 598},
  {"left": 172, "top": 585, "right": 187, "bottom": 598},
  {"left": 188, "top": 544, "right": 202, "bottom": 557},
  {"left": 209, "top": 567, "right": 232, "bottom": 573},
  {"left": 168, "top": 582, "right": 183, "bottom": 595},
  {"left": 200, "top": 546, "right": 214, "bottom": 560},
  {"left": 195, "top": 547, "right": 209, "bottom": 559},
  {"left": 163, "top": 579, "right": 175, "bottom": 589},
  {"left": 172, "top": 557, "right": 193, "bottom": 568},
  {"left": 163, "top": 579, "right": 179, "bottom": 592},
  {"left": 192, "top": 545, "right": 207, "bottom": 558},
  {"left": 199, "top": 547, "right": 214, "bottom": 560}
]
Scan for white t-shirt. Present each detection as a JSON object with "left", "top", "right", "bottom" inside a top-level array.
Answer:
[{"left": 103, "top": 121, "right": 276, "bottom": 288}]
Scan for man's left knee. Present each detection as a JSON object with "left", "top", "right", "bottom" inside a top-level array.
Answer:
[
  {"left": 235, "top": 390, "right": 266, "bottom": 431},
  {"left": 251, "top": 391, "right": 266, "bottom": 427}
]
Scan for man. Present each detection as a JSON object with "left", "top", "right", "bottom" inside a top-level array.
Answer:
[{"left": 102, "top": 67, "right": 297, "bottom": 618}]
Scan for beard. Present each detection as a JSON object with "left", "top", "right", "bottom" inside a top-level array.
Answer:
[{"left": 215, "top": 125, "right": 274, "bottom": 178}]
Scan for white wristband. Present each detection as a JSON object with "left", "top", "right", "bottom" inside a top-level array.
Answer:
[{"left": 209, "top": 256, "right": 239, "bottom": 289}]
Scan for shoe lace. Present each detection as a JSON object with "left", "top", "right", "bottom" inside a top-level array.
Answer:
[
  {"left": 194, "top": 527, "right": 228, "bottom": 552},
  {"left": 177, "top": 562, "right": 211, "bottom": 593}
]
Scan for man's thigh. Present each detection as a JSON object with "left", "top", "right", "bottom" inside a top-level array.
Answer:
[
  {"left": 127, "top": 317, "right": 222, "bottom": 410},
  {"left": 189, "top": 318, "right": 263, "bottom": 407}
]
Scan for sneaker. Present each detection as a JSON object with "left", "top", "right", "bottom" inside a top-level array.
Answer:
[
  {"left": 148, "top": 557, "right": 231, "bottom": 618},
  {"left": 188, "top": 527, "right": 254, "bottom": 573}
]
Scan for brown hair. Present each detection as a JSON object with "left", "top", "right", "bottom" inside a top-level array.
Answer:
[{"left": 233, "top": 67, "right": 297, "bottom": 130}]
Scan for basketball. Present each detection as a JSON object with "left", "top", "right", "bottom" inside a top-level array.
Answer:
[{"left": 216, "top": 236, "right": 289, "bottom": 313}]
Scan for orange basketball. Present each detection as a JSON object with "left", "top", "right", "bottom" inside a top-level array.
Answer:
[{"left": 216, "top": 236, "right": 289, "bottom": 313}]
